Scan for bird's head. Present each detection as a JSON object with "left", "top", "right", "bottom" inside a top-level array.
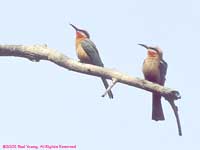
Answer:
[
  {"left": 70, "top": 24, "right": 90, "bottom": 39},
  {"left": 138, "top": 44, "right": 162, "bottom": 58}
]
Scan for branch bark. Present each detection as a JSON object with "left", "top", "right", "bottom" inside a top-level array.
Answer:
[
  {"left": 0, "top": 44, "right": 181, "bottom": 101},
  {"left": 0, "top": 44, "right": 182, "bottom": 135}
]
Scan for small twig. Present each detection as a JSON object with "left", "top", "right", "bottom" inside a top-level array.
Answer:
[
  {"left": 168, "top": 101, "right": 182, "bottom": 136},
  {"left": 102, "top": 78, "right": 118, "bottom": 97}
]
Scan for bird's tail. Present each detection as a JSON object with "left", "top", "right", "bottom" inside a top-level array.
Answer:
[
  {"left": 101, "top": 77, "right": 113, "bottom": 99},
  {"left": 152, "top": 93, "right": 165, "bottom": 121}
]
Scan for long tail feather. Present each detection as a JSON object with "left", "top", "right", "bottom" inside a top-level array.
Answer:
[
  {"left": 101, "top": 77, "right": 113, "bottom": 99},
  {"left": 152, "top": 93, "right": 165, "bottom": 121}
]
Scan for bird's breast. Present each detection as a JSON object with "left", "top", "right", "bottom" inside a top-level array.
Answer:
[
  {"left": 143, "top": 58, "right": 160, "bottom": 83},
  {"left": 76, "top": 43, "right": 91, "bottom": 64}
]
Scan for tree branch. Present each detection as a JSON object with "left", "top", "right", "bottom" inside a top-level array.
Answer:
[
  {"left": 168, "top": 101, "right": 182, "bottom": 136},
  {"left": 0, "top": 44, "right": 182, "bottom": 135},
  {"left": 0, "top": 44, "right": 181, "bottom": 101}
]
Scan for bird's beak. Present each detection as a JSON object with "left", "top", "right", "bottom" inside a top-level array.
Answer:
[
  {"left": 70, "top": 24, "right": 79, "bottom": 31},
  {"left": 138, "top": 44, "right": 149, "bottom": 49},
  {"left": 138, "top": 44, "right": 159, "bottom": 53}
]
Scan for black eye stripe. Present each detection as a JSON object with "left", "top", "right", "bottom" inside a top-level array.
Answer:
[
  {"left": 149, "top": 47, "right": 159, "bottom": 52},
  {"left": 78, "top": 29, "right": 90, "bottom": 38}
]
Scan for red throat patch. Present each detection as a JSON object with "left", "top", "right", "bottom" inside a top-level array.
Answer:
[
  {"left": 76, "top": 31, "right": 86, "bottom": 39},
  {"left": 148, "top": 50, "right": 158, "bottom": 57}
]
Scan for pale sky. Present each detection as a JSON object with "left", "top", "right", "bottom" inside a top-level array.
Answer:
[{"left": 0, "top": 0, "right": 199, "bottom": 149}]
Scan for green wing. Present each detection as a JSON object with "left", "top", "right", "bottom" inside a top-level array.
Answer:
[
  {"left": 160, "top": 59, "right": 168, "bottom": 85},
  {"left": 81, "top": 39, "right": 104, "bottom": 67}
]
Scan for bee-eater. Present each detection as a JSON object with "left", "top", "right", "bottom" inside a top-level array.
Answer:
[
  {"left": 70, "top": 24, "right": 113, "bottom": 99},
  {"left": 139, "top": 44, "right": 167, "bottom": 121}
]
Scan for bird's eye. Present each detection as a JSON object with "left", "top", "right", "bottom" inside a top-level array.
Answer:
[
  {"left": 149, "top": 47, "right": 159, "bottom": 53},
  {"left": 151, "top": 48, "right": 158, "bottom": 51}
]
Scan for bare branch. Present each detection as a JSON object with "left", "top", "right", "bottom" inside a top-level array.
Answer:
[
  {"left": 168, "top": 101, "right": 182, "bottom": 136},
  {"left": 0, "top": 44, "right": 181, "bottom": 102},
  {"left": 0, "top": 44, "right": 182, "bottom": 135}
]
